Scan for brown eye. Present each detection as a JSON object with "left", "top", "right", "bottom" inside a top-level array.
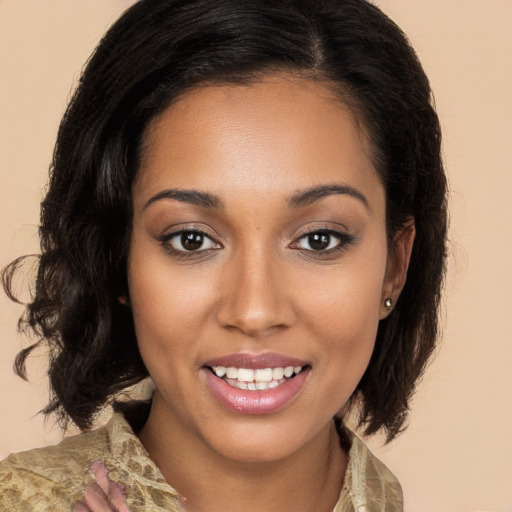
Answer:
[
  {"left": 293, "top": 229, "right": 355, "bottom": 254},
  {"left": 164, "top": 230, "right": 218, "bottom": 252},
  {"left": 182, "top": 232, "right": 205, "bottom": 251},
  {"left": 307, "top": 233, "right": 330, "bottom": 251},
  {"left": 297, "top": 231, "right": 338, "bottom": 251}
]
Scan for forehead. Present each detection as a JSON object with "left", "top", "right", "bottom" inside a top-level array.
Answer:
[{"left": 134, "top": 76, "right": 383, "bottom": 212}]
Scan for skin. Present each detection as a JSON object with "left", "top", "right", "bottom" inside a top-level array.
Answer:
[
  {"left": 72, "top": 461, "right": 130, "bottom": 512},
  {"left": 125, "top": 75, "right": 414, "bottom": 512}
]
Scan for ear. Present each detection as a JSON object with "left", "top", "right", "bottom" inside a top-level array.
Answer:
[{"left": 379, "top": 219, "right": 415, "bottom": 319}]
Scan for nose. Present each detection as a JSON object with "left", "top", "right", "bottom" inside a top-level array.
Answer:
[{"left": 215, "top": 245, "right": 295, "bottom": 337}]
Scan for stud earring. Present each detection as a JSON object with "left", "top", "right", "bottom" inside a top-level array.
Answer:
[
  {"left": 118, "top": 296, "right": 130, "bottom": 307},
  {"left": 384, "top": 297, "right": 393, "bottom": 309}
]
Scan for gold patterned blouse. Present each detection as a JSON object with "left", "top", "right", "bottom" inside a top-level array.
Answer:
[{"left": 0, "top": 412, "right": 403, "bottom": 511}]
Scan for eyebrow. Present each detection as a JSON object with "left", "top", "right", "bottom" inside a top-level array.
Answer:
[
  {"left": 143, "top": 183, "right": 369, "bottom": 211},
  {"left": 287, "top": 183, "right": 370, "bottom": 210},
  {"left": 143, "top": 189, "right": 223, "bottom": 210}
]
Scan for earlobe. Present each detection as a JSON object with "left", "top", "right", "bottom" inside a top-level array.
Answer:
[{"left": 380, "top": 219, "right": 415, "bottom": 319}]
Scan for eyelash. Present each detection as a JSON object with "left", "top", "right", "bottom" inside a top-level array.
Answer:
[
  {"left": 159, "top": 227, "right": 356, "bottom": 260},
  {"left": 159, "top": 229, "right": 221, "bottom": 260},
  {"left": 290, "top": 228, "right": 356, "bottom": 258}
]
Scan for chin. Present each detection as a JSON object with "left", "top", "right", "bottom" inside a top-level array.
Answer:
[{"left": 202, "top": 415, "right": 330, "bottom": 465}]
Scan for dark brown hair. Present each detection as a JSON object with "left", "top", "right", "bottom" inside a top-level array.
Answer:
[{"left": 3, "top": 0, "right": 447, "bottom": 440}]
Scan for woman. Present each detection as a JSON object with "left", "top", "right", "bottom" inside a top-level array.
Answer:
[{"left": 0, "top": 0, "right": 447, "bottom": 511}]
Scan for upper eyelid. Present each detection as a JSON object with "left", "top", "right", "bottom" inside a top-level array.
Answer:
[
  {"left": 292, "top": 225, "right": 351, "bottom": 240},
  {"left": 162, "top": 227, "right": 212, "bottom": 238},
  {"left": 297, "top": 226, "right": 345, "bottom": 235},
  {"left": 160, "top": 225, "right": 221, "bottom": 242}
]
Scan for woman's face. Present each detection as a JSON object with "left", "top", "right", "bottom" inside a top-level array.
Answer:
[{"left": 128, "top": 76, "right": 399, "bottom": 463}]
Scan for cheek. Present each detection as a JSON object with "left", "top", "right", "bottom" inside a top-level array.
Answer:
[
  {"left": 296, "top": 247, "right": 387, "bottom": 375},
  {"left": 127, "top": 243, "right": 214, "bottom": 359}
]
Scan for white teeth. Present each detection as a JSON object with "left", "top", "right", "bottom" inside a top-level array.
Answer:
[
  {"left": 254, "top": 368, "right": 273, "bottom": 382},
  {"left": 224, "top": 376, "right": 288, "bottom": 391},
  {"left": 211, "top": 365, "right": 305, "bottom": 389},
  {"left": 226, "top": 367, "right": 238, "bottom": 379},
  {"left": 272, "top": 367, "right": 284, "bottom": 380},
  {"left": 237, "top": 368, "right": 254, "bottom": 382},
  {"left": 214, "top": 366, "right": 226, "bottom": 378},
  {"left": 283, "top": 366, "right": 294, "bottom": 378}
]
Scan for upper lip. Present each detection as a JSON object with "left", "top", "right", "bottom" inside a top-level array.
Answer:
[{"left": 203, "top": 352, "right": 309, "bottom": 370}]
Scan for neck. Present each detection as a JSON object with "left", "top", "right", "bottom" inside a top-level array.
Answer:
[{"left": 138, "top": 398, "right": 348, "bottom": 512}]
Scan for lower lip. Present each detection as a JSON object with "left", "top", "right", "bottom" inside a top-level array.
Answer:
[{"left": 202, "top": 368, "right": 309, "bottom": 415}]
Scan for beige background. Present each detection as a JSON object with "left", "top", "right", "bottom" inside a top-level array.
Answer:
[{"left": 1, "top": 1, "right": 511, "bottom": 511}]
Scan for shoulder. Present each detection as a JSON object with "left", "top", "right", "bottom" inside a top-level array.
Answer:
[
  {"left": 0, "top": 412, "right": 182, "bottom": 512},
  {"left": 337, "top": 430, "right": 403, "bottom": 512},
  {"left": 0, "top": 418, "right": 114, "bottom": 511}
]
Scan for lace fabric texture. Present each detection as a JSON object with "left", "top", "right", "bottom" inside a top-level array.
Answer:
[{"left": 0, "top": 412, "right": 402, "bottom": 511}]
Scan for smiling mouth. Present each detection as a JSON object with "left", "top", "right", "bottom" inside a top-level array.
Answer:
[{"left": 208, "top": 365, "right": 308, "bottom": 391}]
